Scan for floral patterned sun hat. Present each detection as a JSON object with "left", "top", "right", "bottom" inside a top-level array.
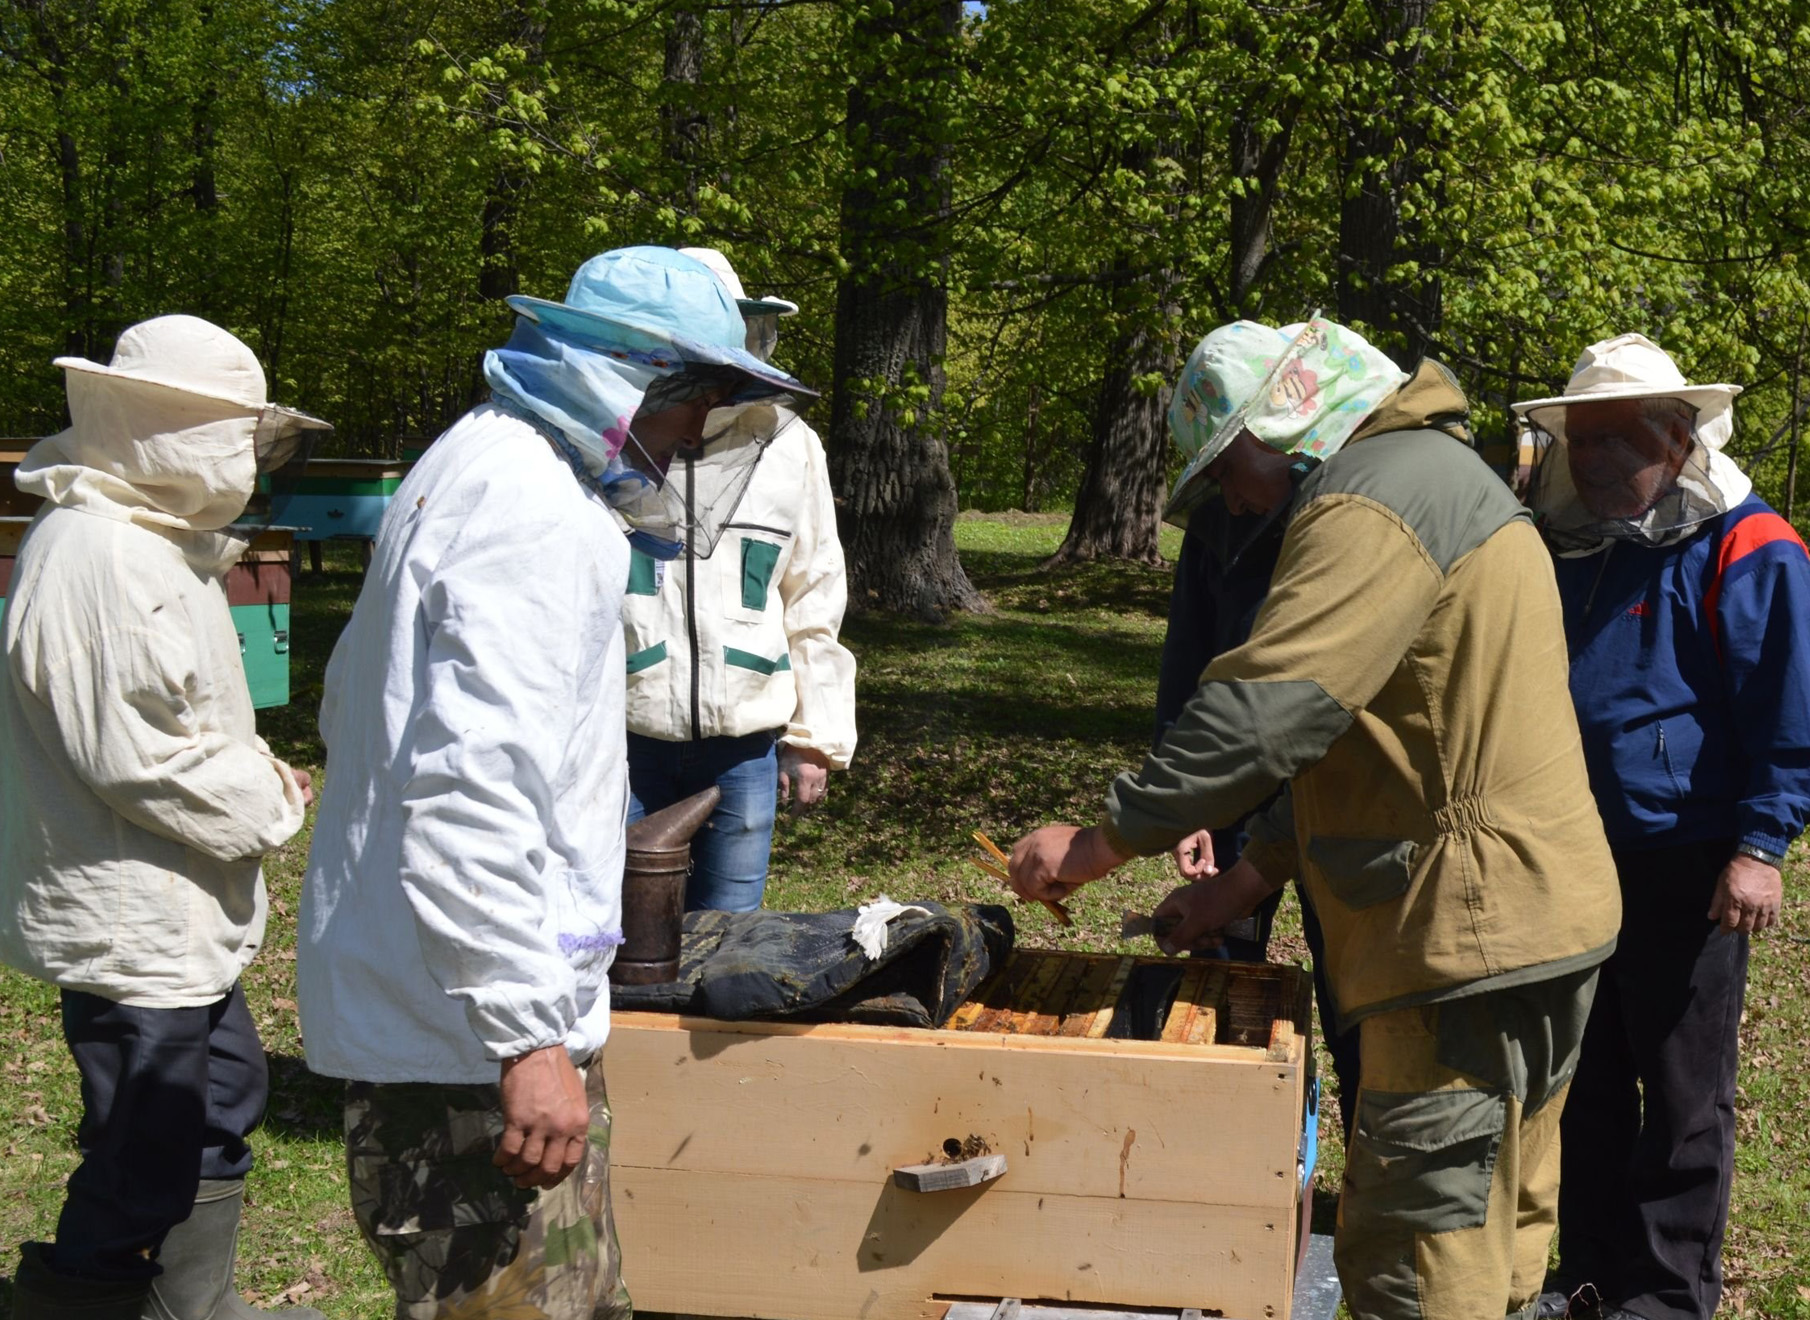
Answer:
[{"left": 1164, "top": 317, "right": 1408, "bottom": 523}]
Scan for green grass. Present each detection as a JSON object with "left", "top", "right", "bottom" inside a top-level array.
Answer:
[{"left": 3, "top": 516, "right": 1808, "bottom": 1316}]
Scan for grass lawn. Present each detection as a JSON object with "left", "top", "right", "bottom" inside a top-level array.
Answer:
[{"left": 4, "top": 513, "right": 1809, "bottom": 1316}]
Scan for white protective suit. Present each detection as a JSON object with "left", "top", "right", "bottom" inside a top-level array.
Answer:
[
  {"left": 621, "top": 404, "right": 857, "bottom": 767},
  {"left": 0, "top": 325, "right": 308, "bottom": 1008},
  {"left": 298, "top": 405, "right": 632, "bottom": 1084}
]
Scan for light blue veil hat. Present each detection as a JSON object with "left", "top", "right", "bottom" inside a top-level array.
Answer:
[
  {"left": 488, "top": 247, "right": 818, "bottom": 560},
  {"left": 505, "top": 246, "right": 817, "bottom": 405}
]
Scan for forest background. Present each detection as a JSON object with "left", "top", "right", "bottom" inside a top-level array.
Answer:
[{"left": 2, "top": 0, "right": 1809, "bottom": 611}]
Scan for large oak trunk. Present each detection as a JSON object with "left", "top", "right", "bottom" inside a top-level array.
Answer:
[
  {"left": 1049, "top": 270, "right": 1174, "bottom": 567},
  {"left": 828, "top": 0, "right": 983, "bottom": 619},
  {"left": 1337, "top": 0, "right": 1442, "bottom": 367}
]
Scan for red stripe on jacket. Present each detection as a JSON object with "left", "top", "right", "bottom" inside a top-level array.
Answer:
[{"left": 1707, "top": 511, "right": 1808, "bottom": 649}]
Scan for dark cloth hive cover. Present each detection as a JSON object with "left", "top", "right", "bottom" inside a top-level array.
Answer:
[{"left": 611, "top": 902, "right": 1014, "bottom": 1028}]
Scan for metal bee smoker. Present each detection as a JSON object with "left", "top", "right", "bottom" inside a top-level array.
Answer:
[{"left": 609, "top": 785, "right": 721, "bottom": 986}]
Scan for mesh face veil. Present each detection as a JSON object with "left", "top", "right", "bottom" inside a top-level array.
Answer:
[{"left": 1521, "top": 397, "right": 1751, "bottom": 556}]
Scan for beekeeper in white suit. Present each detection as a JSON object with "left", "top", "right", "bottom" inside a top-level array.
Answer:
[
  {"left": 0, "top": 315, "right": 326, "bottom": 1320},
  {"left": 617, "top": 246, "right": 857, "bottom": 913},
  {"left": 298, "top": 246, "right": 817, "bottom": 1319}
]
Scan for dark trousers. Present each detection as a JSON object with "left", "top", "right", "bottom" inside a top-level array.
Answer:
[
  {"left": 1555, "top": 839, "right": 1747, "bottom": 1320},
  {"left": 50, "top": 983, "right": 268, "bottom": 1280},
  {"left": 1299, "top": 885, "right": 1362, "bottom": 1144}
]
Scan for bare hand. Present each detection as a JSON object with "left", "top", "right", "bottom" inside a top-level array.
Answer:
[
  {"left": 1153, "top": 859, "right": 1275, "bottom": 956},
  {"left": 287, "top": 765, "right": 314, "bottom": 808},
  {"left": 778, "top": 746, "right": 832, "bottom": 815},
  {"left": 1707, "top": 853, "right": 1783, "bottom": 935},
  {"left": 494, "top": 1045, "right": 590, "bottom": 1190},
  {"left": 1007, "top": 824, "right": 1131, "bottom": 903},
  {"left": 1172, "top": 829, "right": 1217, "bottom": 880}
]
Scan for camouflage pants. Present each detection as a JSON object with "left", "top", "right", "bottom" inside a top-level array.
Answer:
[{"left": 345, "top": 1058, "right": 633, "bottom": 1320}]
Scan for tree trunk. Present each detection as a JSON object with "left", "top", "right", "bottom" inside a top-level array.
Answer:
[
  {"left": 828, "top": 0, "right": 983, "bottom": 619},
  {"left": 1336, "top": 0, "right": 1442, "bottom": 367},
  {"left": 1048, "top": 256, "right": 1174, "bottom": 566},
  {"left": 662, "top": 2, "right": 706, "bottom": 216},
  {"left": 1228, "top": 103, "right": 1297, "bottom": 312},
  {"left": 1021, "top": 383, "right": 1042, "bottom": 512}
]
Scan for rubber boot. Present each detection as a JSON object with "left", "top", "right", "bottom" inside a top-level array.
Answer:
[
  {"left": 142, "top": 1180, "right": 326, "bottom": 1320},
  {"left": 12, "top": 1241, "right": 153, "bottom": 1320}
]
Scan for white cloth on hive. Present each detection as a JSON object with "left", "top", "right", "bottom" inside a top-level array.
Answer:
[{"left": 852, "top": 896, "right": 933, "bottom": 960}]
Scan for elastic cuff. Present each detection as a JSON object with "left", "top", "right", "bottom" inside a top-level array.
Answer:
[
  {"left": 1097, "top": 817, "right": 1144, "bottom": 859},
  {"left": 1737, "top": 830, "right": 1791, "bottom": 858}
]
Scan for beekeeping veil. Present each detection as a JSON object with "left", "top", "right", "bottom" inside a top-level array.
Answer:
[
  {"left": 17, "top": 314, "right": 330, "bottom": 545},
  {"left": 488, "top": 246, "right": 817, "bottom": 560},
  {"left": 1512, "top": 333, "right": 1748, "bottom": 558}
]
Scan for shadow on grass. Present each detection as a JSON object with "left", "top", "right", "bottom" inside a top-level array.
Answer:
[{"left": 260, "top": 1053, "right": 349, "bottom": 1141}]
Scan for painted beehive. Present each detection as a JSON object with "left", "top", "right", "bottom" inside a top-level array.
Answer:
[
  {"left": 606, "top": 950, "right": 1314, "bottom": 1320},
  {"left": 1, "top": 510, "right": 296, "bottom": 712},
  {"left": 273, "top": 458, "right": 409, "bottom": 543}
]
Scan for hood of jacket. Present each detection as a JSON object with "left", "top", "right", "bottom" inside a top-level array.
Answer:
[{"left": 1346, "top": 357, "right": 1473, "bottom": 446}]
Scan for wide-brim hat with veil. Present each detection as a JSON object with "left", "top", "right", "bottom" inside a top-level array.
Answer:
[
  {"left": 18, "top": 315, "right": 331, "bottom": 538},
  {"left": 485, "top": 246, "right": 817, "bottom": 561},
  {"left": 54, "top": 315, "right": 332, "bottom": 458},
  {"left": 1511, "top": 333, "right": 1748, "bottom": 556},
  {"left": 504, "top": 247, "right": 813, "bottom": 404},
  {"left": 1512, "top": 332, "right": 1740, "bottom": 449}
]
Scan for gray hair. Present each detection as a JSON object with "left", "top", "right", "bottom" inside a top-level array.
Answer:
[{"left": 1638, "top": 396, "right": 1698, "bottom": 430}]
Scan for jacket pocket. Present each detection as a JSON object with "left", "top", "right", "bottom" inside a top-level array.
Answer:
[
  {"left": 1654, "top": 720, "right": 1686, "bottom": 798},
  {"left": 740, "top": 537, "right": 782, "bottom": 610},
  {"left": 626, "top": 641, "right": 667, "bottom": 675},
  {"left": 626, "top": 549, "right": 660, "bottom": 597},
  {"left": 1307, "top": 835, "right": 1417, "bottom": 910},
  {"left": 1344, "top": 1086, "right": 1506, "bottom": 1235},
  {"left": 724, "top": 646, "right": 791, "bottom": 676}
]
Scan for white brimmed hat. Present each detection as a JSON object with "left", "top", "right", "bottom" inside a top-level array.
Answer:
[
  {"left": 55, "top": 314, "right": 331, "bottom": 438},
  {"left": 1512, "top": 333, "right": 1740, "bottom": 449},
  {"left": 678, "top": 246, "right": 800, "bottom": 318}
]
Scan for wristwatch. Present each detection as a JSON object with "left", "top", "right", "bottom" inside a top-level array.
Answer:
[{"left": 1734, "top": 842, "right": 1785, "bottom": 869}]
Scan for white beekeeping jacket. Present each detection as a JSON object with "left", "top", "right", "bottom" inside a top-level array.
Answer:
[
  {"left": 298, "top": 405, "right": 631, "bottom": 1084},
  {"left": 620, "top": 405, "right": 857, "bottom": 767},
  {"left": 0, "top": 376, "right": 308, "bottom": 1007}
]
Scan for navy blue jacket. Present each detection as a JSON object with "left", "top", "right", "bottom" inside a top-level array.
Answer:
[{"left": 1554, "top": 494, "right": 1810, "bottom": 855}]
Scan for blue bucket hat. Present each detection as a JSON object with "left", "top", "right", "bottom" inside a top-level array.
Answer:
[{"left": 506, "top": 246, "right": 818, "bottom": 402}]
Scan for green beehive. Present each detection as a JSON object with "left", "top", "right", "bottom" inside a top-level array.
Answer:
[{"left": 1, "top": 517, "right": 294, "bottom": 711}]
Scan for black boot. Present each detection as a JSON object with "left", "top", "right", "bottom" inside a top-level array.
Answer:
[
  {"left": 12, "top": 1242, "right": 153, "bottom": 1320},
  {"left": 1530, "top": 1284, "right": 1604, "bottom": 1319},
  {"left": 142, "top": 1180, "right": 325, "bottom": 1320}
]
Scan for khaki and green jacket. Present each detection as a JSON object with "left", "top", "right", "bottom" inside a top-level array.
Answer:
[{"left": 1105, "top": 366, "right": 1620, "bottom": 1028}]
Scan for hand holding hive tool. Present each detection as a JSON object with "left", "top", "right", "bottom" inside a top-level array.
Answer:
[{"left": 972, "top": 829, "right": 1074, "bottom": 928}]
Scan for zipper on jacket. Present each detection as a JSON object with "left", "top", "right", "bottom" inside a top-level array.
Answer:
[{"left": 684, "top": 456, "right": 701, "bottom": 741}]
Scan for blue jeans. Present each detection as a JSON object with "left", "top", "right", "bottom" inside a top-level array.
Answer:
[{"left": 627, "top": 731, "right": 778, "bottom": 913}]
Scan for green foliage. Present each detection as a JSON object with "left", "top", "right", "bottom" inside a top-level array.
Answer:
[{"left": 0, "top": 0, "right": 1807, "bottom": 512}]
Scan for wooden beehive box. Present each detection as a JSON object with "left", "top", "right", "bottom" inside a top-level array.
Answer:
[{"left": 606, "top": 950, "right": 1314, "bottom": 1320}]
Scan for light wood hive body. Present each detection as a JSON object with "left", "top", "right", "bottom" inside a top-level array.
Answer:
[{"left": 606, "top": 950, "right": 1315, "bottom": 1320}]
